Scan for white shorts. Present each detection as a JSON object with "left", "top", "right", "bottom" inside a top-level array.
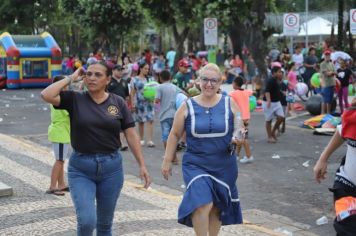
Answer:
[
  {"left": 262, "top": 101, "right": 285, "bottom": 122},
  {"left": 52, "top": 143, "right": 71, "bottom": 161}
]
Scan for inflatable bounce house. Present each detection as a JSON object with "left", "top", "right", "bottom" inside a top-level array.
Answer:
[{"left": 0, "top": 32, "right": 61, "bottom": 89}]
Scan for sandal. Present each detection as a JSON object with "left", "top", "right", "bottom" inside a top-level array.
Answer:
[
  {"left": 45, "top": 189, "right": 65, "bottom": 196},
  {"left": 59, "top": 186, "right": 70, "bottom": 192},
  {"left": 120, "top": 146, "right": 128, "bottom": 151}
]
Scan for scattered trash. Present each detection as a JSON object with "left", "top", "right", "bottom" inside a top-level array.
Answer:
[
  {"left": 22, "top": 117, "right": 26, "bottom": 120},
  {"left": 315, "top": 145, "right": 319, "bottom": 148},
  {"left": 0, "top": 118, "right": 3, "bottom": 122},
  {"left": 30, "top": 94, "right": 34, "bottom": 98},
  {"left": 316, "top": 216, "right": 328, "bottom": 225},
  {"left": 5, "top": 104, "right": 9, "bottom": 107},
  {"left": 274, "top": 227, "right": 293, "bottom": 235},
  {"left": 2, "top": 89, "right": 6, "bottom": 91},
  {"left": 302, "top": 161, "right": 310, "bottom": 167},
  {"left": 315, "top": 151, "right": 320, "bottom": 154},
  {"left": 298, "top": 142, "right": 302, "bottom": 145},
  {"left": 180, "top": 184, "right": 186, "bottom": 189},
  {"left": 42, "top": 107, "right": 48, "bottom": 111},
  {"left": 272, "top": 154, "right": 280, "bottom": 159},
  {"left": 288, "top": 169, "right": 293, "bottom": 172}
]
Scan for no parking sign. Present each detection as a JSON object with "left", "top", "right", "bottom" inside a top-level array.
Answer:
[
  {"left": 283, "top": 13, "right": 299, "bottom": 36},
  {"left": 204, "top": 18, "right": 218, "bottom": 46},
  {"left": 350, "top": 9, "right": 356, "bottom": 35}
]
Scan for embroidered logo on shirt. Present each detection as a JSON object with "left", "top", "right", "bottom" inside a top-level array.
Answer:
[{"left": 107, "top": 105, "right": 119, "bottom": 115}]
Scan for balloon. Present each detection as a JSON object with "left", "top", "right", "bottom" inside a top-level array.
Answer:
[
  {"left": 188, "top": 86, "right": 200, "bottom": 97},
  {"left": 249, "top": 96, "right": 257, "bottom": 111},
  {"left": 176, "top": 93, "right": 188, "bottom": 109},
  {"left": 132, "top": 63, "right": 139, "bottom": 71},
  {"left": 310, "top": 73, "right": 320, "bottom": 88},
  {"left": 295, "top": 82, "right": 308, "bottom": 96},
  {"left": 306, "top": 95, "right": 337, "bottom": 115},
  {"left": 143, "top": 81, "right": 159, "bottom": 102},
  {"left": 349, "top": 84, "right": 355, "bottom": 96}
]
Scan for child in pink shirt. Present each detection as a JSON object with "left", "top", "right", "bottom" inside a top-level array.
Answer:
[
  {"left": 229, "top": 76, "right": 254, "bottom": 163},
  {"left": 286, "top": 62, "right": 297, "bottom": 116}
]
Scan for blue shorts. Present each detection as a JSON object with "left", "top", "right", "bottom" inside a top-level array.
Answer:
[
  {"left": 321, "top": 86, "right": 334, "bottom": 104},
  {"left": 160, "top": 118, "right": 174, "bottom": 142}
]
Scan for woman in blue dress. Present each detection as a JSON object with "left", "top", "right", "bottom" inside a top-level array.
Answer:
[{"left": 162, "top": 63, "right": 243, "bottom": 235}]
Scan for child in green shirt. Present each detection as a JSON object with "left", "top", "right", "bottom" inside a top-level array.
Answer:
[{"left": 46, "top": 75, "right": 71, "bottom": 196}]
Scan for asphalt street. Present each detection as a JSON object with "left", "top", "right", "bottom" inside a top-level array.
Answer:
[{"left": 0, "top": 86, "right": 348, "bottom": 235}]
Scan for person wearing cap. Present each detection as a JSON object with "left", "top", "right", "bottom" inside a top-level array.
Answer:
[
  {"left": 172, "top": 59, "right": 192, "bottom": 92},
  {"left": 320, "top": 50, "right": 336, "bottom": 114},
  {"left": 108, "top": 64, "right": 130, "bottom": 151}
]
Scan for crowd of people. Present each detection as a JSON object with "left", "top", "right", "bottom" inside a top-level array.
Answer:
[{"left": 41, "top": 43, "right": 356, "bottom": 235}]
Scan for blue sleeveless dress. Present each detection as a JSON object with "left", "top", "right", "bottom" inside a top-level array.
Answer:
[{"left": 178, "top": 95, "right": 243, "bottom": 227}]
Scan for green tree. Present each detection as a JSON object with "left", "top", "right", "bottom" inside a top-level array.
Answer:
[
  {"left": 206, "top": 0, "right": 276, "bottom": 81},
  {"left": 62, "top": 0, "right": 144, "bottom": 55},
  {"left": 142, "top": 1, "right": 206, "bottom": 69},
  {"left": 0, "top": 0, "right": 58, "bottom": 34}
]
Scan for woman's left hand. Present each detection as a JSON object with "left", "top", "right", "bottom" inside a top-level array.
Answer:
[
  {"left": 161, "top": 159, "right": 172, "bottom": 180},
  {"left": 139, "top": 166, "right": 151, "bottom": 189}
]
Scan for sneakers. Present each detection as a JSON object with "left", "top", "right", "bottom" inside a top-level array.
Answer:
[
  {"left": 140, "top": 140, "right": 145, "bottom": 146},
  {"left": 147, "top": 141, "right": 155, "bottom": 148},
  {"left": 239, "top": 156, "right": 254, "bottom": 164}
]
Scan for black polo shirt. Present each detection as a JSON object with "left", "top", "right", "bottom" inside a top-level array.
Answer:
[
  {"left": 263, "top": 77, "right": 281, "bottom": 102},
  {"left": 108, "top": 77, "right": 129, "bottom": 99},
  {"left": 55, "top": 91, "right": 135, "bottom": 154}
]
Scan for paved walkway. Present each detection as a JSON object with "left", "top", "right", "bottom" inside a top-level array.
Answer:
[{"left": 0, "top": 133, "right": 317, "bottom": 236}]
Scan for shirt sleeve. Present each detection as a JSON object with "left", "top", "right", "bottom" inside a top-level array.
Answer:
[
  {"left": 337, "top": 124, "right": 342, "bottom": 136},
  {"left": 118, "top": 97, "right": 135, "bottom": 130},
  {"left": 54, "top": 90, "right": 75, "bottom": 113},
  {"left": 265, "top": 79, "right": 272, "bottom": 93}
]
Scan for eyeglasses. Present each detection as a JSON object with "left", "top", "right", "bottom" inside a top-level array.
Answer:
[
  {"left": 85, "top": 71, "right": 105, "bottom": 78},
  {"left": 200, "top": 77, "right": 220, "bottom": 86}
]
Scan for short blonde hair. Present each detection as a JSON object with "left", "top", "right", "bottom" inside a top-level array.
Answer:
[{"left": 198, "top": 63, "right": 222, "bottom": 80}]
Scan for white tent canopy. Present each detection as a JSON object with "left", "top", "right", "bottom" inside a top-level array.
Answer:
[{"left": 298, "top": 17, "right": 338, "bottom": 36}]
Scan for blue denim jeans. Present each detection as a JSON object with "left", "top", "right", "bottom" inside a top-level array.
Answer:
[
  {"left": 160, "top": 118, "right": 174, "bottom": 142},
  {"left": 68, "top": 150, "right": 124, "bottom": 236}
]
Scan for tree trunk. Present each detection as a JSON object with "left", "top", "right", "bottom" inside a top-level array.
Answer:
[
  {"left": 337, "top": 0, "right": 344, "bottom": 50},
  {"left": 228, "top": 23, "right": 244, "bottom": 57},
  {"left": 187, "top": 32, "right": 194, "bottom": 52},
  {"left": 244, "top": 1, "right": 269, "bottom": 87},
  {"left": 172, "top": 26, "right": 190, "bottom": 73}
]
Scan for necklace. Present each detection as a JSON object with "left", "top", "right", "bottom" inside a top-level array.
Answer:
[{"left": 205, "top": 108, "right": 210, "bottom": 114}]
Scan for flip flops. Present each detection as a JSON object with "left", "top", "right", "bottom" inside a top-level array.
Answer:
[
  {"left": 45, "top": 189, "right": 65, "bottom": 196},
  {"left": 59, "top": 186, "right": 70, "bottom": 192}
]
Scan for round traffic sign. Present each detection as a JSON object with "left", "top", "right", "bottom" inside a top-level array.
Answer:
[
  {"left": 352, "top": 9, "right": 356, "bottom": 23},
  {"left": 284, "top": 13, "right": 298, "bottom": 27},
  {"left": 205, "top": 18, "right": 217, "bottom": 30}
]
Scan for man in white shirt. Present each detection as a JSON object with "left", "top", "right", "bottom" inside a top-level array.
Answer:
[{"left": 292, "top": 45, "right": 304, "bottom": 75}]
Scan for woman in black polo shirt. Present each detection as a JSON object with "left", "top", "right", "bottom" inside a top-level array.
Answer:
[{"left": 41, "top": 61, "right": 151, "bottom": 236}]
